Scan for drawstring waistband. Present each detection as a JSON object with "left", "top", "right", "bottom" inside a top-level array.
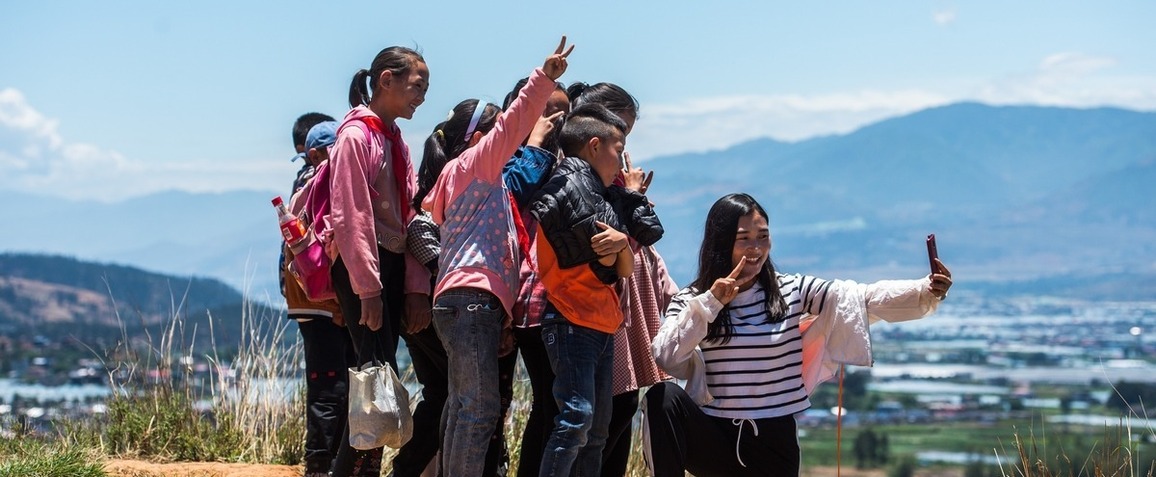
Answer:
[{"left": 731, "top": 418, "right": 760, "bottom": 467}]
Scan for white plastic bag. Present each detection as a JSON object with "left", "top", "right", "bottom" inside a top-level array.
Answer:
[{"left": 348, "top": 361, "right": 412, "bottom": 449}]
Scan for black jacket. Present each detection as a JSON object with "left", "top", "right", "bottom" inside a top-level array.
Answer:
[{"left": 530, "top": 157, "right": 663, "bottom": 277}]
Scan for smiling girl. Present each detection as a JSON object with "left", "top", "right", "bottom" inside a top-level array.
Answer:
[
  {"left": 326, "top": 46, "right": 429, "bottom": 477},
  {"left": 646, "top": 192, "right": 953, "bottom": 476}
]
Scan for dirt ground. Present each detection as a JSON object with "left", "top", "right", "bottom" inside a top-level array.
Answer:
[
  {"left": 101, "top": 461, "right": 961, "bottom": 477},
  {"left": 103, "top": 459, "right": 303, "bottom": 477}
]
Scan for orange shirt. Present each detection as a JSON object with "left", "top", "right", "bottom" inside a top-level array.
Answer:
[{"left": 535, "top": 224, "right": 623, "bottom": 334}]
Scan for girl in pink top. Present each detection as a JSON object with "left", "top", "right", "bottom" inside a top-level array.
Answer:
[
  {"left": 326, "top": 46, "right": 429, "bottom": 477},
  {"left": 420, "top": 37, "right": 573, "bottom": 477}
]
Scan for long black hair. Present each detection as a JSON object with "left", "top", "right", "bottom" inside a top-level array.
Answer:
[
  {"left": 348, "top": 46, "right": 424, "bottom": 108},
  {"left": 691, "top": 193, "right": 787, "bottom": 343},
  {"left": 412, "top": 99, "right": 501, "bottom": 209},
  {"left": 568, "top": 82, "right": 639, "bottom": 120}
]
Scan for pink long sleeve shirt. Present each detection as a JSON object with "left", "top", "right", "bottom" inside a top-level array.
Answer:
[
  {"left": 422, "top": 68, "right": 553, "bottom": 317},
  {"left": 328, "top": 106, "right": 429, "bottom": 299}
]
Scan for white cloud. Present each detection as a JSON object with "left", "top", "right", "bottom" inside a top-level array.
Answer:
[
  {"left": 972, "top": 52, "right": 1156, "bottom": 108},
  {"left": 932, "top": 8, "right": 957, "bottom": 25},
  {"left": 0, "top": 87, "right": 289, "bottom": 201}
]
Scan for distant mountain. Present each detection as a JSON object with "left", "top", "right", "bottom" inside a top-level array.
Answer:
[
  {"left": 645, "top": 103, "right": 1156, "bottom": 288},
  {"left": 2, "top": 189, "right": 282, "bottom": 298},
  {"left": 0, "top": 253, "right": 264, "bottom": 346},
  {"left": 5, "top": 102, "right": 1156, "bottom": 300}
]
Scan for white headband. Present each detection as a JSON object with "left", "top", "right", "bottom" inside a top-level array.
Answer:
[{"left": 464, "top": 100, "right": 489, "bottom": 141}]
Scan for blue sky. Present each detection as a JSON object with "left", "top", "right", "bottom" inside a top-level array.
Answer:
[{"left": 2, "top": 1, "right": 1153, "bottom": 202}]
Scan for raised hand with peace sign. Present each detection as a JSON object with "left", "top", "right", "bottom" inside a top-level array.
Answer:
[{"left": 542, "top": 36, "right": 575, "bottom": 81}]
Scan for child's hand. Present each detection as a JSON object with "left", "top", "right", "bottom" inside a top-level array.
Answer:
[
  {"left": 592, "top": 221, "right": 628, "bottom": 257},
  {"left": 528, "top": 110, "right": 565, "bottom": 148},
  {"left": 543, "top": 36, "right": 575, "bottom": 80},
  {"left": 621, "top": 152, "right": 654, "bottom": 194},
  {"left": 709, "top": 258, "right": 746, "bottom": 305}
]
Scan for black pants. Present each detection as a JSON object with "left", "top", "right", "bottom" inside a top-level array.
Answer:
[
  {"left": 601, "top": 390, "right": 639, "bottom": 477},
  {"left": 298, "top": 318, "right": 357, "bottom": 473},
  {"left": 644, "top": 382, "right": 800, "bottom": 477},
  {"left": 513, "top": 325, "right": 558, "bottom": 477},
  {"left": 329, "top": 249, "right": 405, "bottom": 477}
]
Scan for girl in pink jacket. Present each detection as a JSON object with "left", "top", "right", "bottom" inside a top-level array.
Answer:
[
  {"left": 326, "top": 46, "right": 429, "bottom": 477},
  {"left": 420, "top": 37, "right": 573, "bottom": 477}
]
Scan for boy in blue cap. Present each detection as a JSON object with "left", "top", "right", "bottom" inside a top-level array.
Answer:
[{"left": 284, "top": 114, "right": 355, "bottom": 477}]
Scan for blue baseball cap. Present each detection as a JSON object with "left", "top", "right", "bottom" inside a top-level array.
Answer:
[{"left": 291, "top": 120, "right": 339, "bottom": 162}]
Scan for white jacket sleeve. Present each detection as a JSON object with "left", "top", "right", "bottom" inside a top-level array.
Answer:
[
  {"left": 800, "top": 276, "right": 940, "bottom": 393},
  {"left": 651, "top": 288, "right": 724, "bottom": 405}
]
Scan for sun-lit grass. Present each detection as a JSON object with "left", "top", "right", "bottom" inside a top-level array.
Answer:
[
  {"left": 0, "top": 434, "right": 106, "bottom": 477},
  {"left": 52, "top": 285, "right": 305, "bottom": 465}
]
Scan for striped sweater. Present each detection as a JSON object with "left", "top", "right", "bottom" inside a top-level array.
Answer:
[
  {"left": 668, "top": 274, "right": 829, "bottom": 419},
  {"left": 655, "top": 273, "right": 940, "bottom": 420}
]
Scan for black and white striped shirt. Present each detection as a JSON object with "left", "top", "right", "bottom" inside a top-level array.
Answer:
[{"left": 668, "top": 273, "right": 831, "bottom": 419}]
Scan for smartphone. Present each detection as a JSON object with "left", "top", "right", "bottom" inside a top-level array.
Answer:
[{"left": 926, "top": 234, "right": 939, "bottom": 274}]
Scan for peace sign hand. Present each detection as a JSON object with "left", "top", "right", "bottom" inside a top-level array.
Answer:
[
  {"left": 543, "top": 36, "right": 575, "bottom": 80},
  {"left": 709, "top": 258, "right": 747, "bottom": 305}
]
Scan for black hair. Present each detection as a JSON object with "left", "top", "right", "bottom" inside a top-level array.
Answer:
[
  {"left": 557, "top": 104, "right": 627, "bottom": 159},
  {"left": 412, "top": 99, "right": 501, "bottom": 209},
  {"left": 692, "top": 193, "right": 787, "bottom": 344},
  {"left": 500, "top": 77, "right": 568, "bottom": 153},
  {"left": 501, "top": 77, "right": 568, "bottom": 110},
  {"left": 291, "top": 112, "right": 335, "bottom": 148},
  {"left": 348, "top": 46, "right": 425, "bottom": 108},
  {"left": 567, "top": 82, "right": 640, "bottom": 120}
]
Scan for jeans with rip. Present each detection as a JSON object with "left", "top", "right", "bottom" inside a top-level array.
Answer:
[
  {"left": 432, "top": 288, "right": 504, "bottom": 477},
  {"left": 539, "top": 313, "right": 615, "bottom": 477}
]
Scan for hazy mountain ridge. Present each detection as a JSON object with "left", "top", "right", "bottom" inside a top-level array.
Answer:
[
  {"left": 3, "top": 102, "right": 1155, "bottom": 300},
  {"left": 644, "top": 103, "right": 1156, "bottom": 286},
  {"left": 0, "top": 253, "right": 255, "bottom": 344}
]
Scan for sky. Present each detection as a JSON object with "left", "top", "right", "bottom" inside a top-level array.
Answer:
[{"left": 2, "top": 1, "right": 1153, "bottom": 202}]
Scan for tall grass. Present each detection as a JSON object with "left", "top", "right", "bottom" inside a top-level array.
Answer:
[{"left": 62, "top": 285, "right": 305, "bottom": 465}]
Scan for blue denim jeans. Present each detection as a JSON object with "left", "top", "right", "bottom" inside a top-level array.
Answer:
[
  {"left": 432, "top": 288, "right": 504, "bottom": 477},
  {"left": 539, "top": 312, "right": 615, "bottom": 477}
]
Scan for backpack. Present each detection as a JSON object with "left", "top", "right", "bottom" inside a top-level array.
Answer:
[{"left": 286, "top": 119, "right": 376, "bottom": 302}]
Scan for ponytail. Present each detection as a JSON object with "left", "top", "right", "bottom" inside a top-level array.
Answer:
[
  {"left": 566, "top": 82, "right": 589, "bottom": 103},
  {"left": 413, "top": 121, "right": 449, "bottom": 209},
  {"left": 569, "top": 82, "right": 639, "bottom": 119},
  {"left": 348, "top": 69, "right": 372, "bottom": 108},
  {"left": 348, "top": 46, "right": 425, "bottom": 109}
]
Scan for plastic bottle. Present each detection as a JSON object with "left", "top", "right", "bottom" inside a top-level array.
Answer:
[{"left": 272, "top": 196, "right": 307, "bottom": 245}]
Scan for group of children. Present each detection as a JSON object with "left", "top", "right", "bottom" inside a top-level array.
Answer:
[{"left": 281, "top": 37, "right": 955, "bottom": 477}]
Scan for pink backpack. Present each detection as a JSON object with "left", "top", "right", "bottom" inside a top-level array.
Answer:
[{"left": 286, "top": 120, "right": 375, "bottom": 302}]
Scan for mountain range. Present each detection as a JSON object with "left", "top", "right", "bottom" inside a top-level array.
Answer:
[{"left": 3, "top": 102, "right": 1155, "bottom": 303}]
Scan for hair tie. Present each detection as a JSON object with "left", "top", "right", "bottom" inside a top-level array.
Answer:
[
  {"left": 464, "top": 100, "right": 489, "bottom": 141},
  {"left": 435, "top": 129, "right": 445, "bottom": 140}
]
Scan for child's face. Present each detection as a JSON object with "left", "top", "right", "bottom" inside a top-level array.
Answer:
[
  {"left": 382, "top": 60, "right": 430, "bottom": 120},
  {"left": 615, "top": 111, "right": 636, "bottom": 136},
  {"left": 307, "top": 146, "right": 330, "bottom": 166},
  {"left": 545, "top": 90, "right": 570, "bottom": 117},
  {"left": 731, "top": 212, "right": 771, "bottom": 288},
  {"left": 590, "top": 130, "right": 625, "bottom": 186}
]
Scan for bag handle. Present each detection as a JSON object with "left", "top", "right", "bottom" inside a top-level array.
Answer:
[{"left": 356, "top": 324, "right": 386, "bottom": 369}]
